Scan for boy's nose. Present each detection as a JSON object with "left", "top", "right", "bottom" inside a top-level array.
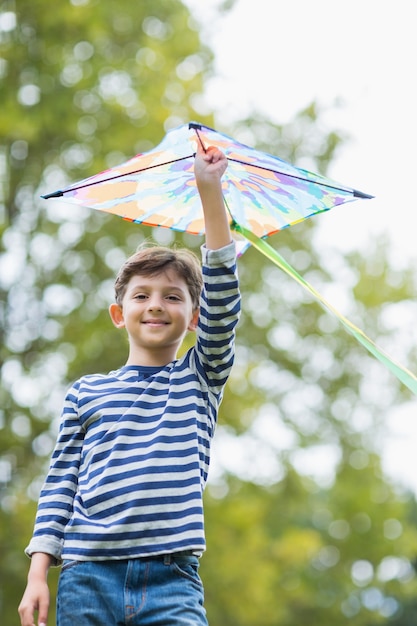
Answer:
[{"left": 147, "top": 296, "right": 164, "bottom": 311}]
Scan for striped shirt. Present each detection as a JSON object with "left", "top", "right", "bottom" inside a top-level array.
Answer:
[{"left": 26, "top": 243, "right": 240, "bottom": 564}]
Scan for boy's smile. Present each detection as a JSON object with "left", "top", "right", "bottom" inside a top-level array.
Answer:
[{"left": 109, "top": 269, "right": 199, "bottom": 365}]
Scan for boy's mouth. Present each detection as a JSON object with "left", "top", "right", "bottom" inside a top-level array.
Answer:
[{"left": 143, "top": 319, "right": 169, "bottom": 326}]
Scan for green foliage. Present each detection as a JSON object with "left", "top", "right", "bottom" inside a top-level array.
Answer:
[
  {"left": 1, "top": 1, "right": 417, "bottom": 624},
  {"left": 202, "top": 462, "right": 417, "bottom": 625}
]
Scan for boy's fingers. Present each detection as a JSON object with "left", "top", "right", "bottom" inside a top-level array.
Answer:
[
  {"left": 204, "top": 147, "right": 222, "bottom": 163},
  {"left": 197, "top": 144, "right": 216, "bottom": 158},
  {"left": 38, "top": 597, "right": 49, "bottom": 626},
  {"left": 18, "top": 602, "right": 33, "bottom": 626}
]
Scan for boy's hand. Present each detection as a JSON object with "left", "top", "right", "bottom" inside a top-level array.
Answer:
[
  {"left": 19, "top": 553, "right": 52, "bottom": 626},
  {"left": 18, "top": 578, "right": 50, "bottom": 626},
  {"left": 194, "top": 142, "right": 227, "bottom": 189}
]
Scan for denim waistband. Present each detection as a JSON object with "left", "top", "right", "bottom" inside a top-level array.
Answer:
[{"left": 151, "top": 550, "right": 200, "bottom": 561}]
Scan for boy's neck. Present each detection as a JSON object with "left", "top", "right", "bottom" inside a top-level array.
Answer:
[{"left": 125, "top": 346, "right": 178, "bottom": 368}]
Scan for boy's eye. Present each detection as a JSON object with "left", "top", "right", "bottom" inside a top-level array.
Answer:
[{"left": 133, "top": 293, "right": 181, "bottom": 301}]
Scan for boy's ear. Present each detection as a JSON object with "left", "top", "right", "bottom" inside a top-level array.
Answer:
[
  {"left": 109, "top": 303, "right": 125, "bottom": 328},
  {"left": 188, "top": 308, "right": 199, "bottom": 332}
]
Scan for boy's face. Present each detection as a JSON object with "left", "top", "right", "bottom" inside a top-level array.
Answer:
[{"left": 109, "top": 269, "right": 199, "bottom": 360}]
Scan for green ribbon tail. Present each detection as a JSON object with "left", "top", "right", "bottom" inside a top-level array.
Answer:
[{"left": 232, "top": 223, "right": 417, "bottom": 396}]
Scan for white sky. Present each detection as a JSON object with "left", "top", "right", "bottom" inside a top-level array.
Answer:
[{"left": 185, "top": 0, "right": 417, "bottom": 494}]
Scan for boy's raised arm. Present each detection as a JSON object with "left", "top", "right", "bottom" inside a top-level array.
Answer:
[{"left": 194, "top": 142, "right": 232, "bottom": 250}]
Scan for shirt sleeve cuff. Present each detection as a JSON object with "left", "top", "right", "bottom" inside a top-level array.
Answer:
[
  {"left": 25, "top": 537, "right": 63, "bottom": 567},
  {"left": 200, "top": 241, "right": 236, "bottom": 265}
]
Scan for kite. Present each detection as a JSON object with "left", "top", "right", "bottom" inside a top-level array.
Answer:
[{"left": 42, "top": 122, "right": 417, "bottom": 394}]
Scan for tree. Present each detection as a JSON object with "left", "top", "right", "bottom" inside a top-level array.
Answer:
[{"left": 202, "top": 460, "right": 417, "bottom": 625}]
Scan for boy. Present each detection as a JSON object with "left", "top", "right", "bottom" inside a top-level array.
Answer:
[{"left": 18, "top": 143, "right": 240, "bottom": 626}]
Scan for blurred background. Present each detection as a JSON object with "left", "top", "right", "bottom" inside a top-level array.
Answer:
[{"left": 2, "top": 1, "right": 417, "bottom": 624}]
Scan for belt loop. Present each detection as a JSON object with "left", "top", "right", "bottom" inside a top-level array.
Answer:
[{"left": 164, "top": 554, "right": 171, "bottom": 565}]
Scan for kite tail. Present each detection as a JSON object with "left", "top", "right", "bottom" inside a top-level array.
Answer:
[{"left": 232, "top": 223, "right": 417, "bottom": 396}]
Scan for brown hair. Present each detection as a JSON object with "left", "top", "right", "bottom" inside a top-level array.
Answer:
[{"left": 114, "top": 244, "right": 203, "bottom": 309}]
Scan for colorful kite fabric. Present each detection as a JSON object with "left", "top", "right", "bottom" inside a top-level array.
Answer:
[{"left": 43, "top": 122, "right": 372, "bottom": 239}]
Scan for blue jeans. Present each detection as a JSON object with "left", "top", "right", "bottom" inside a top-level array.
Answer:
[{"left": 57, "top": 554, "right": 209, "bottom": 625}]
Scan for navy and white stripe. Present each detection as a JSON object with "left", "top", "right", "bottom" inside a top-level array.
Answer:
[{"left": 26, "top": 243, "right": 240, "bottom": 564}]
